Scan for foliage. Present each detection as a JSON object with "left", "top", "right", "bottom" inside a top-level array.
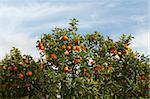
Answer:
[
  {"left": 0, "top": 19, "right": 150, "bottom": 98},
  {"left": 0, "top": 47, "right": 40, "bottom": 98}
]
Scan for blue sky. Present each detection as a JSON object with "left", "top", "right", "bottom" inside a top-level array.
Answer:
[{"left": 0, "top": 0, "right": 149, "bottom": 59}]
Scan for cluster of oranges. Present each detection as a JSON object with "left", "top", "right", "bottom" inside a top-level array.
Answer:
[
  {"left": 60, "top": 36, "right": 81, "bottom": 52},
  {"left": 64, "top": 66, "right": 69, "bottom": 73},
  {"left": 138, "top": 74, "right": 145, "bottom": 81},
  {"left": 43, "top": 36, "right": 82, "bottom": 61},
  {"left": 18, "top": 71, "right": 33, "bottom": 80},
  {"left": 40, "top": 35, "right": 82, "bottom": 73},
  {"left": 109, "top": 43, "right": 129, "bottom": 55},
  {"left": 61, "top": 36, "right": 82, "bottom": 73},
  {"left": 60, "top": 45, "right": 81, "bottom": 51},
  {"left": 94, "top": 65, "right": 113, "bottom": 72},
  {"left": 37, "top": 42, "right": 45, "bottom": 50},
  {"left": 63, "top": 59, "right": 80, "bottom": 73},
  {"left": 1, "top": 65, "right": 33, "bottom": 80},
  {"left": 50, "top": 53, "right": 57, "bottom": 60}
]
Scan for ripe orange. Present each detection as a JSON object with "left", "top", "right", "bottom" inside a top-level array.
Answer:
[
  {"left": 74, "top": 59, "right": 79, "bottom": 63},
  {"left": 69, "top": 44, "right": 73, "bottom": 47},
  {"left": 14, "top": 67, "right": 18, "bottom": 71},
  {"left": 50, "top": 53, "right": 57, "bottom": 60},
  {"left": 40, "top": 46, "right": 45, "bottom": 50},
  {"left": 73, "top": 46, "right": 77, "bottom": 50},
  {"left": 84, "top": 72, "right": 89, "bottom": 77},
  {"left": 139, "top": 75, "right": 145, "bottom": 80},
  {"left": 64, "top": 66, "right": 69, "bottom": 73},
  {"left": 90, "top": 61, "right": 95, "bottom": 65},
  {"left": 62, "top": 36, "right": 69, "bottom": 41},
  {"left": 109, "top": 47, "right": 116, "bottom": 53},
  {"left": 3, "top": 66, "right": 6, "bottom": 70},
  {"left": 76, "top": 46, "right": 81, "bottom": 51},
  {"left": 124, "top": 43, "right": 129, "bottom": 49},
  {"left": 94, "top": 65, "right": 104, "bottom": 71},
  {"left": 118, "top": 52, "right": 122, "bottom": 55},
  {"left": 67, "top": 46, "right": 71, "bottom": 50},
  {"left": 8, "top": 67, "right": 13, "bottom": 71},
  {"left": 27, "top": 71, "right": 33, "bottom": 76},
  {"left": 64, "top": 51, "right": 69, "bottom": 55},
  {"left": 125, "top": 50, "right": 128, "bottom": 54},
  {"left": 61, "top": 45, "right": 66, "bottom": 50},
  {"left": 19, "top": 73, "right": 24, "bottom": 80},
  {"left": 38, "top": 42, "right": 43, "bottom": 47}
]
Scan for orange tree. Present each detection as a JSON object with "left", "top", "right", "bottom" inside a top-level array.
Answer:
[
  {"left": 35, "top": 19, "right": 150, "bottom": 98},
  {"left": 0, "top": 47, "right": 40, "bottom": 98},
  {"left": 0, "top": 19, "right": 149, "bottom": 98}
]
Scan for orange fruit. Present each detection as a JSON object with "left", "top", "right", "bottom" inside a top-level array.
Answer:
[
  {"left": 27, "top": 71, "right": 33, "bottom": 76},
  {"left": 90, "top": 61, "right": 95, "bottom": 65},
  {"left": 118, "top": 52, "right": 122, "bottom": 55},
  {"left": 94, "top": 65, "right": 104, "bottom": 71},
  {"left": 122, "top": 50, "right": 128, "bottom": 55},
  {"left": 64, "top": 51, "right": 69, "bottom": 55},
  {"left": 125, "top": 50, "right": 128, "bottom": 54},
  {"left": 19, "top": 73, "right": 24, "bottom": 80},
  {"left": 14, "top": 67, "right": 18, "bottom": 71},
  {"left": 69, "top": 44, "right": 73, "bottom": 47},
  {"left": 84, "top": 72, "right": 89, "bottom": 77},
  {"left": 73, "top": 46, "right": 77, "bottom": 50},
  {"left": 67, "top": 46, "right": 71, "bottom": 50},
  {"left": 50, "top": 53, "right": 57, "bottom": 60},
  {"left": 109, "top": 47, "right": 116, "bottom": 53},
  {"left": 74, "top": 59, "right": 79, "bottom": 63},
  {"left": 61, "top": 45, "right": 66, "bottom": 50},
  {"left": 64, "top": 66, "right": 69, "bottom": 73},
  {"left": 3, "top": 66, "right": 6, "bottom": 70},
  {"left": 62, "top": 36, "right": 69, "bottom": 41},
  {"left": 124, "top": 43, "right": 129, "bottom": 49},
  {"left": 76, "top": 46, "right": 81, "bottom": 51},
  {"left": 40, "top": 46, "right": 45, "bottom": 50},
  {"left": 8, "top": 67, "right": 13, "bottom": 71},
  {"left": 38, "top": 42, "right": 43, "bottom": 47},
  {"left": 139, "top": 75, "right": 145, "bottom": 80}
]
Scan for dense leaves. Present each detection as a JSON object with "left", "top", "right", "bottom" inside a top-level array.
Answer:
[
  {"left": 0, "top": 47, "right": 40, "bottom": 98},
  {"left": 0, "top": 19, "right": 150, "bottom": 98}
]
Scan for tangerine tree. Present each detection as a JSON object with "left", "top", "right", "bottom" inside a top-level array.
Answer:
[
  {"left": 35, "top": 18, "right": 150, "bottom": 98},
  {"left": 0, "top": 19, "right": 149, "bottom": 98},
  {"left": 0, "top": 47, "right": 40, "bottom": 98}
]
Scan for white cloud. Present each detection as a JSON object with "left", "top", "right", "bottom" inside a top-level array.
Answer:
[
  {"left": 0, "top": 0, "right": 149, "bottom": 60},
  {"left": 0, "top": 32, "right": 39, "bottom": 59},
  {"left": 130, "top": 30, "right": 150, "bottom": 55},
  {"left": 0, "top": 2, "right": 86, "bottom": 59}
]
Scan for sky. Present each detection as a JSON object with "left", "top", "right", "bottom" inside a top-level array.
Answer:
[{"left": 0, "top": 0, "right": 149, "bottom": 59}]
